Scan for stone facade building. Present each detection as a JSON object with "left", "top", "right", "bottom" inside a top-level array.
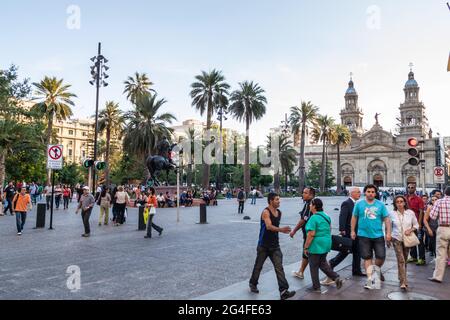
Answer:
[{"left": 304, "top": 68, "right": 446, "bottom": 190}]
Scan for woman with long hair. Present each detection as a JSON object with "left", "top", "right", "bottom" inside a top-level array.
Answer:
[
  {"left": 145, "top": 187, "right": 163, "bottom": 239},
  {"left": 389, "top": 195, "right": 419, "bottom": 290}
]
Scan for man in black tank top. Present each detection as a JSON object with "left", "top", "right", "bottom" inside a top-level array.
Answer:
[{"left": 249, "top": 193, "right": 296, "bottom": 300}]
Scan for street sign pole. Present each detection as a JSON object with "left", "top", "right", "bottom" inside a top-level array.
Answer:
[{"left": 49, "top": 169, "right": 55, "bottom": 230}]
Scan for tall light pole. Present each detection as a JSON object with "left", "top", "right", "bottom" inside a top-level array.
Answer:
[
  {"left": 89, "top": 42, "right": 109, "bottom": 193},
  {"left": 281, "top": 113, "right": 290, "bottom": 193},
  {"left": 216, "top": 105, "right": 227, "bottom": 193}
]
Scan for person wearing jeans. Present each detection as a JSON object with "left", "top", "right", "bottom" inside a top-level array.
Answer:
[
  {"left": 145, "top": 187, "right": 163, "bottom": 239},
  {"left": 305, "top": 198, "right": 343, "bottom": 292},
  {"left": 249, "top": 193, "right": 295, "bottom": 300},
  {"left": 76, "top": 187, "right": 95, "bottom": 237},
  {"left": 12, "top": 187, "right": 31, "bottom": 235}
]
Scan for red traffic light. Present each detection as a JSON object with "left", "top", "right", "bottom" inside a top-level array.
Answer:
[{"left": 408, "top": 138, "right": 419, "bottom": 147}]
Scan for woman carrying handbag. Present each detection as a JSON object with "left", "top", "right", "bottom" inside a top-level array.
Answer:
[
  {"left": 389, "top": 195, "right": 420, "bottom": 290},
  {"left": 145, "top": 187, "right": 164, "bottom": 239}
]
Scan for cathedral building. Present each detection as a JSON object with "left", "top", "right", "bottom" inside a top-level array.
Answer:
[{"left": 304, "top": 67, "right": 446, "bottom": 189}]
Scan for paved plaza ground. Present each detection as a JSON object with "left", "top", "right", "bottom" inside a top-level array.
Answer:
[{"left": 0, "top": 197, "right": 448, "bottom": 300}]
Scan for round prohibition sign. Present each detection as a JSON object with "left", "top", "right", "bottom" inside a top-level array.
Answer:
[
  {"left": 48, "top": 146, "right": 62, "bottom": 160},
  {"left": 434, "top": 168, "right": 444, "bottom": 177}
]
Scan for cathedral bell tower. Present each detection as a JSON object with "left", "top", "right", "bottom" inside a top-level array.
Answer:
[
  {"left": 397, "top": 64, "right": 429, "bottom": 138},
  {"left": 340, "top": 74, "right": 364, "bottom": 138}
]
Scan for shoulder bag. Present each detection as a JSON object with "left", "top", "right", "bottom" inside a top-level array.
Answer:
[{"left": 397, "top": 211, "right": 420, "bottom": 248}]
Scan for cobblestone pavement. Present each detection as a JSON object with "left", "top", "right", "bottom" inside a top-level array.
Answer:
[{"left": 0, "top": 197, "right": 448, "bottom": 300}]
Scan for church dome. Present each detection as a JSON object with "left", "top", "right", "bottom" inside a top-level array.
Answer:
[
  {"left": 346, "top": 80, "right": 357, "bottom": 95},
  {"left": 405, "top": 71, "right": 418, "bottom": 88}
]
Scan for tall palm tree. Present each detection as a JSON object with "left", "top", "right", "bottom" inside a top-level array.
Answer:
[
  {"left": 32, "top": 77, "right": 76, "bottom": 183},
  {"left": 123, "top": 94, "right": 176, "bottom": 179},
  {"left": 311, "top": 115, "right": 335, "bottom": 192},
  {"left": 184, "top": 128, "right": 203, "bottom": 187},
  {"left": 265, "top": 134, "right": 281, "bottom": 193},
  {"left": 279, "top": 134, "right": 297, "bottom": 194},
  {"left": 229, "top": 81, "right": 267, "bottom": 193},
  {"left": 123, "top": 72, "right": 155, "bottom": 104},
  {"left": 190, "top": 69, "right": 230, "bottom": 189},
  {"left": 98, "top": 101, "right": 125, "bottom": 186},
  {"left": 289, "top": 101, "right": 319, "bottom": 193},
  {"left": 330, "top": 124, "right": 352, "bottom": 195}
]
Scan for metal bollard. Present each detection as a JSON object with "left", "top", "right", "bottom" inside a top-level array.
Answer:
[
  {"left": 138, "top": 206, "right": 146, "bottom": 231},
  {"left": 35, "top": 203, "right": 46, "bottom": 229},
  {"left": 199, "top": 203, "right": 208, "bottom": 224}
]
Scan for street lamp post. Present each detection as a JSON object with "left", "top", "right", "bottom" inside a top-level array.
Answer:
[
  {"left": 89, "top": 42, "right": 109, "bottom": 194},
  {"left": 217, "top": 106, "right": 227, "bottom": 193}
]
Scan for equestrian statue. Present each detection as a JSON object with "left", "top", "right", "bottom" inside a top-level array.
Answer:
[{"left": 145, "top": 136, "right": 177, "bottom": 187}]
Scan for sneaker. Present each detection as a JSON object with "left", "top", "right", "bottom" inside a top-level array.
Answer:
[
  {"left": 320, "top": 277, "right": 335, "bottom": 286},
  {"left": 98, "top": 223, "right": 102, "bottom": 226},
  {"left": 280, "top": 290, "right": 296, "bottom": 300},
  {"left": 293, "top": 271, "right": 304, "bottom": 279},
  {"left": 406, "top": 258, "right": 417, "bottom": 264},
  {"left": 81, "top": 234, "right": 90, "bottom": 238},
  {"left": 335, "top": 277, "right": 343, "bottom": 290},
  {"left": 416, "top": 259, "right": 426, "bottom": 266},
  {"left": 364, "top": 279, "right": 373, "bottom": 290},
  {"left": 305, "top": 287, "right": 323, "bottom": 294},
  {"left": 17, "top": 232, "right": 22, "bottom": 236},
  {"left": 249, "top": 284, "right": 259, "bottom": 294},
  {"left": 144, "top": 235, "right": 151, "bottom": 239},
  {"left": 428, "top": 278, "right": 442, "bottom": 284}
]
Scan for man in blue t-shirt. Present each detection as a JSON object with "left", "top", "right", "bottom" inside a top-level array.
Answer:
[{"left": 351, "top": 184, "right": 392, "bottom": 290}]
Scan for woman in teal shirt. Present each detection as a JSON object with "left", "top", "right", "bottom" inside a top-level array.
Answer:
[{"left": 305, "top": 198, "right": 343, "bottom": 293}]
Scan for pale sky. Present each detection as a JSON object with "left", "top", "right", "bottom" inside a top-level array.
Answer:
[{"left": 1, "top": 0, "right": 450, "bottom": 147}]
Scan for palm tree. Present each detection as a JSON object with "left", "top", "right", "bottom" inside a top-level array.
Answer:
[
  {"left": 98, "top": 101, "right": 125, "bottom": 186},
  {"left": 265, "top": 134, "right": 281, "bottom": 193},
  {"left": 289, "top": 101, "right": 319, "bottom": 193},
  {"left": 311, "top": 115, "right": 335, "bottom": 192},
  {"left": 190, "top": 69, "right": 230, "bottom": 189},
  {"left": 32, "top": 77, "right": 76, "bottom": 183},
  {"left": 183, "top": 128, "right": 202, "bottom": 187},
  {"left": 229, "top": 81, "right": 267, "bottom": 193},
  {"left": 123, "top": 72, "right": 155, "bottom": 104},
  {"left": 279, "top": 134, "right": 297, "bottom": 194},
  {"left": 123, "top": 94, "right": 176, "bottom": 179},
  {"left": 331, "top": 124, "right": 352, "bottom": 195}
]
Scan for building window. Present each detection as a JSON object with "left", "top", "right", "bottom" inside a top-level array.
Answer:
[
  {"left": 69, "top": 130, "right": 74, "bottom": 135},
  {"left": 82, "top": 132, "right": 87, "bottom": 137},
  {"left": 69, "top": 149, "right": 73, "bottom": 157},
  {"left": 82, "top": 151, "right": 86, "bottom": 158},
  {"left": 69, "top": 141, "right": 73, "bottom": 146}
]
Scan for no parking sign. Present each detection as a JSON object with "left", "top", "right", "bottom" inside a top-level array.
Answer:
[
  {"left": 47, "top": 145, "right": 63, "bottom": 170},
  {"left": 434, "top": 166, "right": 445, "bottom": 184}
]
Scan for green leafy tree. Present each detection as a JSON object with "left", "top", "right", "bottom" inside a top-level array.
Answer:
[
  {"left": 123, "top": 94, "right": 176, "bottom": 180},
  {"left": 56, "top": 163, "right": 84, "bottom": 186},
  {"left": 306, "top": 160, "right": 335, "bottom": 190},
  {"left": 190, "top": 69, "right": 230, "bottom": 189},
  {"left": 98, "top": 101, "right": 125, "bottom": 186},
  {"left": 330, "top": 124, "right": 352, "bottom": 195},
  {"left": 289, "top": 101, "right": 319, "bottom": 193},
  {"left": 229, "top": 81, "right": 267, "bottom": 194},
  {"left": 311, "top": 115, "right": 335, "bottom": 192},
  {"left": 123, "top": 72, "right": 155, "bottom": 104}
]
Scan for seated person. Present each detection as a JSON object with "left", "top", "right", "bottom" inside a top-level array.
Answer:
[
  {"left": 157, "top": 193, "right": 166, "bottom": 208},
  {"left": 186, "top": 191, "right": 193, "bottom": 206},
  {"left": 202, "top": 192, "right": 210, "bottom": 206},
  {"left": 165, "top": 192, "right": 174, "bottom": 207}
]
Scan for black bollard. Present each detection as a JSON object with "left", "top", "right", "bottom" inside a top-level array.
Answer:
[
  {"left": 138, "top": 206, "right": 146, "bottom": 231},
  {"left": 35, "top": 203, "right": 46, "bottom": 229},
  {"left": 199, "top": 203, "right": 208, "bottom": 224}
]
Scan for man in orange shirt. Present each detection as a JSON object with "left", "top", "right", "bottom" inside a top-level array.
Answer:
[{"left": 12, "top": 187, "right": 32, "bottom": 236}]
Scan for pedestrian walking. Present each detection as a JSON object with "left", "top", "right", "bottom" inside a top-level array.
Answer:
[
  {"left": 63, "top": 185, "right": 71, "bottom": 210},
  {"left": 290, "top": 187, "right": 315, "bottom": 279},
  {"left": 304, "top": 198, "right": 343, "bottom": 293},
  {"left": 251, "top": 188, "right": 257, "bottom": 205},
  {"left": 12, "top": 187, "right": 32, "bottom": 235},
  {"left": 389, "top": 195, "right": 419, "bottom": 290},
  {"left": 428, "top": 186, "right": 450, "bottom": 284},
  {"left": 114, "top": 186, "right": 129, "bottom": 226},
  {"left": 54, "top": 184, "right": 63, "bottom": 210},
  {"left": 75, "top": 186, "right": 95, "bottom": 237},
  {"left": 323, "top": 187, "right": 364, "bottom": 286},
  {"left": 29, "top": 182, "right": 38, "bottom": 205},
  {"left": 98, "top": 187, "right": 111, "bottom": 226},
  {"left": 3, "top": 182, "right": 16, "bottom": 215},
  {"left": 405, "top": 184, "right": 426, "bottom": 265},
  {"left": 351, "top": 184, "right": 392, "bottom": 290},
  {"left": 249, "top": 193, "right": 296, "bottom": 300},
  {"left": 144, "top": 187, "right": 163, "bottom": 239},
  {"left": 237, "top": 188, "right": 246, "bottom": 214},
  {"left": 423, "top": 196, "right": 439, "bottom": 260},
  {"left": 44, "top": 183, "right": 53, "bottom": 210}
]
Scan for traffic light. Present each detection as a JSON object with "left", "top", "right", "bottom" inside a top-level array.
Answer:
[
  {"left": 83, "top": 159, "right": 95, "bottom": 168},
  {"left": 94, "top": 161, "right": 107, "bottom": 171},
  {"left": 407, "top": 138, "right": 420, "bottom": 166}
]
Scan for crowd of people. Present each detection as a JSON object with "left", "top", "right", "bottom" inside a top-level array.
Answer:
[{"left": 249, "top": 184, "right": 450, "bottom": 299}]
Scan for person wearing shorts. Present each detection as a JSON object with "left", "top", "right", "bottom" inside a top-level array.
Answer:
[{"left": 351, "top": 184, "right": 392, "bottom": 290}]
